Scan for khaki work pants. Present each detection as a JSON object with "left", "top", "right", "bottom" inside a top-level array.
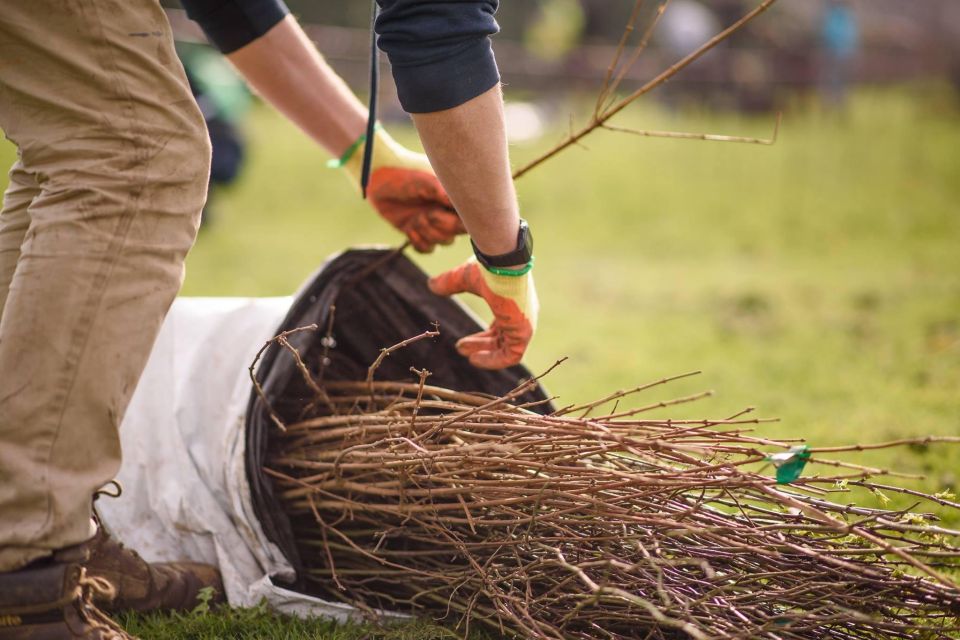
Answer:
[{"left": 0, "top": 1, "right": 210, "bottom": 571}]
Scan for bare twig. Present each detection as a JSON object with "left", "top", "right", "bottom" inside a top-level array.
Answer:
[
  {"left": 601, "top": 112, "right": 781, "bottom": 145},
  {"left": 409, "top": 366, "right": 432, "bottom": 428},
  {"left": 257, "top": 330, "right": 960, "bottom": 640},
  {"left": 558, "top": 370, "right": 702, "bottom": 417},
  {"left": 346, "top": 241, "right": 412, "bottom": 289},
  {"left": 595, "top": 0, "right": 646, "bottom": 118},
  {"left": 599, "top": 0, "right": 671, "bottom": 116},
  {"left": 366, "top": 325, "right": 441, "bottom": 395},
  {"left": 513, "top": 0, "right": 780, "bottom": 181},
  {"left": 248, "top": 324, "right": 319, "bottom": 431}
]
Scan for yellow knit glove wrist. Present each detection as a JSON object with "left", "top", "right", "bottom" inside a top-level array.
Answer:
[
  {"left": 477, "top": 260, "right": 539, "bottom": 332},
  {"left": 339, "top": 128, "right": 433, "bottom": 189}
]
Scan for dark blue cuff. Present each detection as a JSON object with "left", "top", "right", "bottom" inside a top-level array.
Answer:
[
  {"left": 390, "top": 38, "right": 500, "bottom": 113},
  {"left": 180, "top": 0, "right": 290, "bottom": 54},
  {"left": 375, "top": 0, "right": 501, "bottom": 113}
]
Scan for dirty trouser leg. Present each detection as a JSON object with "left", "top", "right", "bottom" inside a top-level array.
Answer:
[
  {"left": 0, "top": 162, "right": 36, "bottom": 312},
  {"left": 0, "top": 1, "right": 211, "bottom": 571}
]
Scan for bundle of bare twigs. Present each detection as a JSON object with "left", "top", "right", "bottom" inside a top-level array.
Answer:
[{"left": 258, "top": 331, "right": 960, "bottom": 640}]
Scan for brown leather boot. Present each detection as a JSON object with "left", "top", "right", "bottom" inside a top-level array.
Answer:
[
  {"left": 83, "top": 527, "right": 224, "bottom": 613},
  {"left": 0, "top": 543, "right": 136, "bottom": 639}
]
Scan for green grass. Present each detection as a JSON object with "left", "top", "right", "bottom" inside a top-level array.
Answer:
[
  {"left": 119, "top": 601, "right": 471, "bottom": 640},
  {"left": 2, "top": 85, "right": 959, "bottom": 637}
]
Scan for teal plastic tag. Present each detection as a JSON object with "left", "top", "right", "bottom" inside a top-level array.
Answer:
[{"left": 766, "top": 445, "right": 811, "bottom": 484}]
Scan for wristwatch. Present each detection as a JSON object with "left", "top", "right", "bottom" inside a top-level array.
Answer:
[{"left": 471, "top": 219, "right": 534, "bottom": 269}]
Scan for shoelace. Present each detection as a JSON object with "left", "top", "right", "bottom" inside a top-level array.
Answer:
[
  {"left": 93, "top": 480, "right": 123, "bottom": 501},
  {"left": 78, "top": 569, "right": 117, "bottom": 604},
  {"left": 91, "top": 479, "right": 122, "bottom": 539},
  {"left": 71, "top": 569, "right": 132, "bottom": 639}
]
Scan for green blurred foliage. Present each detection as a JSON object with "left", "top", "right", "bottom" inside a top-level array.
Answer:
[{"left": 524, "top": 0, "right": 586, "bottom": 61}]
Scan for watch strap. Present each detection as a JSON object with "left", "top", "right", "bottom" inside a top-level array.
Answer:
[{"left": 472, "top": 220, "right": 534, "bottom": 269}]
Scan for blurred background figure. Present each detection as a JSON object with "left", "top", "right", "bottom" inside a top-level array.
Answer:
[
  {"left": 659, "top": 0, "right": 720, "bottom": 59},
  {"left": 177, "top": 43, "right": 252, "bottom": 227},
  {"left": 819, "top": 0, "right": 859, "bottom": 110}
]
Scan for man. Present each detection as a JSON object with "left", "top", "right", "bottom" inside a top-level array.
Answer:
[{"left": 0, "top": 0, "right": 537, "bottom": 637}]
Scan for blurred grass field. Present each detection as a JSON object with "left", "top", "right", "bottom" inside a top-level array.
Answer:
[{"left": 2, "top": 85, "right": 959, "bottom": 636}]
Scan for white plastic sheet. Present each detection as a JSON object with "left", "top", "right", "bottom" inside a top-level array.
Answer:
[{"left": 95, "top": 295, "right": 384, "bottom": 621}]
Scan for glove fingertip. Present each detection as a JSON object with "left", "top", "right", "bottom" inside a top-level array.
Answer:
[
  {"left": 428, "top": 262, "right": 474, "bottom": 297},
  {"left": 427, "top": 275, "right": 451, "bottom": 296},
  {"left": 468, "top": 350, "right": 519, "bottom": 370},
  {"left": 455, "top": 336, "right": 495, "bottom": 357}
]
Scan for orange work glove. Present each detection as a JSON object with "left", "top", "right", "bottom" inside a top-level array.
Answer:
[
  {"left": 335, "top": 126, "right": 466, "bottom": 253},
  {"left": 428, "top": 258, "right": 538, "bottom": 370}
]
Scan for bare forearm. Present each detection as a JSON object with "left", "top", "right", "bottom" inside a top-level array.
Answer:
[
  {"left": 225, "top": 14, "right": 520, "bottom": 259},
  {"left": 411, "top": 85, "right": 520, "bottom": 257},
  {"left": 226, "top": 15, "right": 366, "bottom": 158}
]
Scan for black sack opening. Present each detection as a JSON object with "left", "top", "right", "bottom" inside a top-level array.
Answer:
[{"left": 245, "top": 248, "right": 553, "bottom": 590}]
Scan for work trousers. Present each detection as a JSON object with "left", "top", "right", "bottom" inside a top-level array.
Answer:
[{"left": 0, "top": 1, "right": 210, "bottom": 571}]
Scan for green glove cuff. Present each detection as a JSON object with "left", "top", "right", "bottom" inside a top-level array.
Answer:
[
  {"left": 326, "top": 123, "right": 383, "bottom": 169},
  {"left": 481, "top": 257, "right": 535, "bottom": 277}
]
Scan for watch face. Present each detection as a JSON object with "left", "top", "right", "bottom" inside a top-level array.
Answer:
[{"left": 520, "top": 221, "right": 533, "bottom": 259}]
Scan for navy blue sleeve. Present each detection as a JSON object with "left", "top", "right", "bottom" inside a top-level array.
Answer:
[
  {"left": 375, "top": 1, "right": 501, "bottom": 113},
  {"left": 179, "top": 0, "right": 290, "bottom": 54}
]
